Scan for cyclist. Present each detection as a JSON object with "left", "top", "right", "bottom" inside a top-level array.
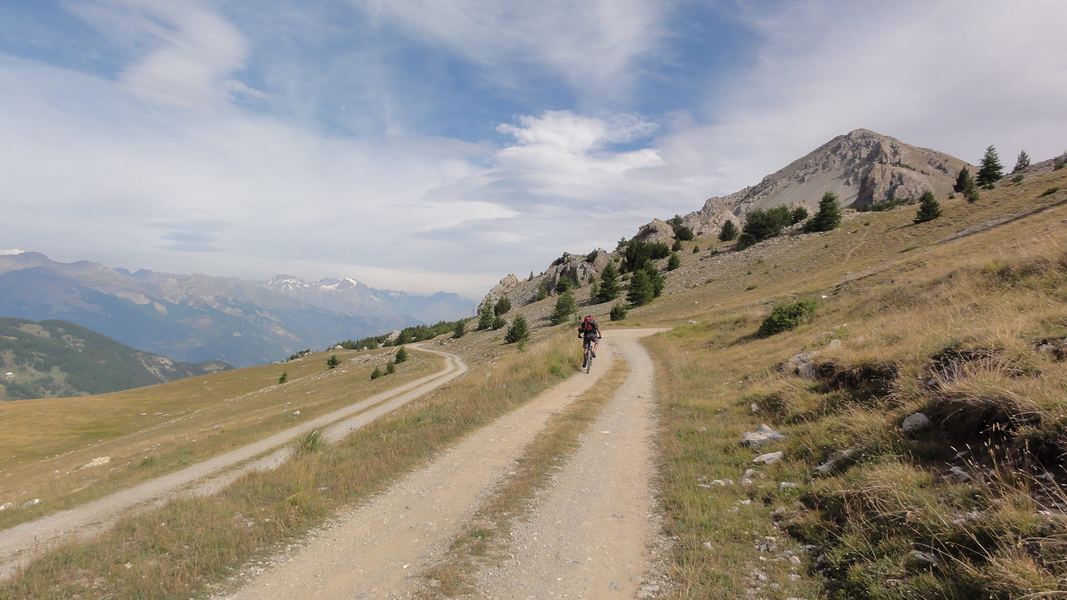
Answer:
[{"left": 578, "top": 315, "right": 601, "bottom": 358}]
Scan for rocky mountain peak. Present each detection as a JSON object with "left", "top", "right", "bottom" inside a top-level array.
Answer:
[{"left": 681, "top": 128, "right": 970, "bottom": 237}]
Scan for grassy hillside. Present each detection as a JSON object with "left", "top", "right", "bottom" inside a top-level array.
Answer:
[
  {"left": 621, "top": 166, "right": 1067, "bottom": 597},
  {"left": 0, "top": 345, "right": 439, "bottom": 529},
  {"left": 0, "top": 318, "right": 229, "bottom": 400}
]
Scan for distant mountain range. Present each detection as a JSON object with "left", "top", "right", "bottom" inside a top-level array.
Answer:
[
  {"left": 0, "top": 318, "right": 229, "bottom": 400},
  {"left": 0, "top": 252, "right": 475, "bottom": 367}
]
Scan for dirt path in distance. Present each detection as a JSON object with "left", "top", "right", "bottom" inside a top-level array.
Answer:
[{"left": 0, "top": 347, "right": 465, "bottom": 579}]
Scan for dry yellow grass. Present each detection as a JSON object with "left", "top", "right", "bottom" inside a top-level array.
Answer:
[
  {"left": 635, "top": 167, "right": 1067, "bottom": 597},
  {"left": 0, "top": 347, "right": 437, "bottom": 529}
]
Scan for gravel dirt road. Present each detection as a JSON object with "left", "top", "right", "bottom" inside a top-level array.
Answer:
[
  {"left": 226, "top": 329, "right": 663, "bottom": 599},
  {"left": 476, "top": 330, "right": 662, "bottom": 599},
  {"left": 0, "top": 347, "right": 465, "bottom": 578}
]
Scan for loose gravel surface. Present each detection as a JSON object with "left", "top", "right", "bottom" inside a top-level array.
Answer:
[
  {"left": 476, "top": 330, "right": 663, "bottom": 599},
  {"left": 225, "top": 340, "right": 627, "bottom": 600},
  {"left": 0, "top": 347, "right": 465, "bottom": 579}
]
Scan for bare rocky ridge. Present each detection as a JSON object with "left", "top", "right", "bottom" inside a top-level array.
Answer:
[
  {"left": 682, "top": 128, "right": 970, "bottom": 235},
  {"left": 485, "top": 128, "right": 969, "bottom": 313}
]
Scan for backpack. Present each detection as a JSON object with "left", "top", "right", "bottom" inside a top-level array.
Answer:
[{"left": 582, "top": 318, "right": 596, "bottom": 332}]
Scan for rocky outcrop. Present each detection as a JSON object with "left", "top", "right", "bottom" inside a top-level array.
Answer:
[
  {"left": 482, "top": 250, "right": 615, "bottom": 308},
  {"left": 633, "top": 219, "right": 675, "bottom": 245}
]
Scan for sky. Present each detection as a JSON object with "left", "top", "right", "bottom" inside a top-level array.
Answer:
[{"left": 1, "top": 1, "right": 1065, "bottom": 297}]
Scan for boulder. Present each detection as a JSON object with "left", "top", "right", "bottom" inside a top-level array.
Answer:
[
  {"left": 901, "top": 412, "right": 931, "bottom": 437},
  {"left": 741, "top": 424, "right": 786, "bottom": 448},
  {"left": 753, "top": 451, "right": 784, "bottom": 465}
]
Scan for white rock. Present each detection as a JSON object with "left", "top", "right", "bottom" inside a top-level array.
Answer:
[
  {"left": 0, "top": 502, "right": 13, "bottom": 511},
  {"left": 20, "top": 498, "right": 41, "bottom": 509},
  {"left": 82, "top": 456, "right": 111, "bottom": 469},
  {"left": 741, "top": 424, "right": 785, "bottom": 448},
  {"left": 753, "top": 451, "right": 784, "bottom": 465},
  {"left": 778, "top": 482, "right": 800, "bottom": 491}
]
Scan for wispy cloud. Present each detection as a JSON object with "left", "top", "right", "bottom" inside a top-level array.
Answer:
[
  {"left": 352, "top": 0, "right": 669, "bottom": 96},
  {"left": 69, "top": 0, "right": 258, "bottom": 109}
]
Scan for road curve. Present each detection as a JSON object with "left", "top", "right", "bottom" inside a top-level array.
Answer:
[
  {"left": 226, "top": 329, "right": 664, "bottom": 600},
  {"left": 0, "top": 347, "right": 466, "bottom": 578}
]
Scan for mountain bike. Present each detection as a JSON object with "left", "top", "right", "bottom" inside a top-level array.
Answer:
[{"left": 582, "top": 337, "right": 596, "bottom": 373}]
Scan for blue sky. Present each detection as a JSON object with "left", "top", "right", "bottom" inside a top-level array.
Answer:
[{"left": 1, "top": 1, "right": 1065, "bottom": 296}]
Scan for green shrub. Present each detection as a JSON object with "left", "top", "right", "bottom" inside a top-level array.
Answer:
[
  {"left": 671, "top": 239, "right": 682, "bottom": 252},
  {"left": 394, "top": 347, "right": 408, "bottom": 364},
  {"left": 504, "top": 315, "right": 530, "bottom": 344},
  {"left": 326, "top": 355, "right": 341, "bottom": 369},
  {"left": 737, "top": 209, "right": 789, "bottom": 248},
  {"left": 452, "top": 320, "right": 466, "bottom": 338},
  {"left": 386, "top": 362, "right": 396, "bottom": 375},
  {"left": 297, "top": 430, "right": 325, "bottom": 455},
  {"left": 692, "top": 246, "right": 700, "bottom": 253},
  {"left": 370, "top": 366, "right": 382, "bottom": 380},
  {"left": 1040, "top": 187, "right": 1059, "bottom": 198},
  {"left": 491, "top": 316, "right": 506, "bottom": 330},
  {"left": 791, "top": 206, "right": 809, "bottom": 224},
  {"left": 610, "top": 304, "right": 627, "bottom": 321},
  {"left": 667, "top": 252, "right": 681, "bottom": 271},
  {"left": 757, "top": 299, "right": 818, "bottom": 337},
  {"left": 622, "top": 240, "right": 671, "bottom": 271},
  {"left": 278, "top": 371, "right": 288, "bottom": 384}
]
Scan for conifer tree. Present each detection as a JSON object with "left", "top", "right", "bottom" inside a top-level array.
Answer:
[
  {"left": 1013, "top": 150, "right": 1030, "bottom": 173},
  {"left": 718, "top": 220, "right": 739, "bottom": 241},
  {"left": 977, "top": 145, "right": 1003, "bottom": 187},
  {"left": 595, "top": 262, "right": 620, "bottom": 302},
  {"left": 627, "top": 270, "right": 655, "bottom": 306},
  {"left": 494, "top": 297, "right": 511, "bottom": 316},
  {"left": 394, "top": 346, "right": 408, "bottom": 363},
  {"left": 805, "top": 192, "right": 843, "bottom": 232},
  {"left": 644, "top": 265, "right": 665, "bottom": 297},
  {"left": 790, "top": 206, "right": 809, "bottom": 225},
  {"left": 477, "top": 301, "right": 494, "bottom": 330},
  {"left": 913, "top": 190, "right": 942, "bottom": 223},
  {"left": 504, "top": 315, "right": 530, "bottom": 344},
  {"left": 452, "top": 320, "right": 466, "bottom": 338},
  {"left": 954, "top": 167, "right": 972, "bottom": 192},
  {"left": 551, "top": 291, "right": 577, "bottom": 325}
]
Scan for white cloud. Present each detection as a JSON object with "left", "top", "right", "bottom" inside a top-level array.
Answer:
[
  {"left": 352, "top": 0, "right": 668, "bottom": 95},
  {"left": 69, "top": 0, "right": 256, "bottom": 108}
]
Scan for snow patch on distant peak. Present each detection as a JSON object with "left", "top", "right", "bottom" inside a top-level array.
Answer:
[{"left": 0, "top": 249, "right": 26, "bottom": 255}]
